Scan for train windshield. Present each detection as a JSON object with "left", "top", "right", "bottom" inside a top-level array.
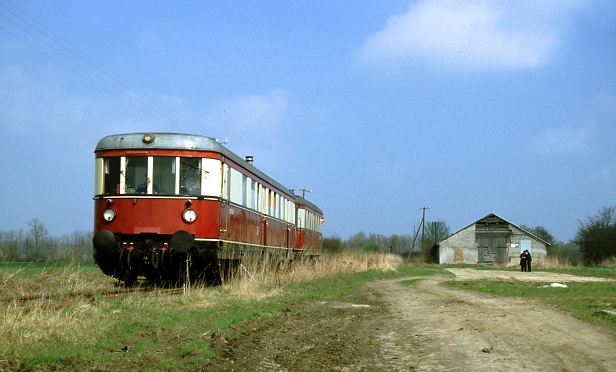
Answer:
[
  {"left": 153, "top": 157, "right": 175, "bottom": 194},
  {"left": 125, "top": 156, "right": 147, "bottom": 193},
  {"left": 180, "top": 158, "right": 201, "bottom": 195},
  {"left": 103, "top": 157, "right": 121, "bottom": 194},
  {"left": 97, "top": 156, "right": 203, "bottom": 196}
]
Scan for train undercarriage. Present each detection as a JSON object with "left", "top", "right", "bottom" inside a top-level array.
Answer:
[{"left": 92, "top": 229, "right": 317, "bottom": 287}]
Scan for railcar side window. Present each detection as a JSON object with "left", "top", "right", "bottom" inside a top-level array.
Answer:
[
  {"left": 242, "top": 174, "right": 247, "bottom": 206},
  {"left": 289, "top": 202, "right": 295, "bottom": 224},
  {"left": 229, "top": 168, "right": 243, "bottom": 204},
  {"left": 103, "top": 157, "right": 121, "bottom": 194},
  {"left": 125, "top": 156, "right": 148, "bottom": 194},
  {"left": 180, "top": 157, "right": 201, "bottom": 195},
  {"left": 153, "top": 157, "right": 175, "bottom": 194},
  {"left": 250, "top": 180, "right": 256, "bottom": 210},
  {"left": 277, "top": 195, "right": 281, "bottom": 219},
  {"left": 202, "top": 158, "right": 222, "bottom": 197},
  {"left": 260, "top": 186, "right": 266, "bottom": 213}
]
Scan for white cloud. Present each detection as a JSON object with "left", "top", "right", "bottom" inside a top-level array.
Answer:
[
  {"left": 534, "top": 123, "right": 596, "bottom": 156},
  {"left": 358, "top": 0, "right": 589, "bottom": 71}
]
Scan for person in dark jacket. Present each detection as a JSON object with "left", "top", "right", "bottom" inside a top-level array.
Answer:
[
  {"left": 524, "top": 250, "right": 532, "bottom": 272},
  {"left": 519, "top": 252, "right": 527, "bottom": 272}
]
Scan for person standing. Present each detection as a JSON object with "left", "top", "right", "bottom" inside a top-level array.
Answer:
[
  {"left": 525, "top": 250, "right": 532, "bottom": 272},
  {"left": 519, "top": 251, "right": 527, "bottom": 272}
]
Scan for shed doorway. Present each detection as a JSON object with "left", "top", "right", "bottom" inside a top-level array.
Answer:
[{"left": 477, "top": 235, "right": 509, "bottom": 264}]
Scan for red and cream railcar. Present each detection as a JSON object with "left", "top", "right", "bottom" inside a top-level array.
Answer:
[
  {"left": 92, "top": 132, "right": 318, "bottom": 285},
  {"left": 294, "top": 195, "right": 323, "bottom": 256}
]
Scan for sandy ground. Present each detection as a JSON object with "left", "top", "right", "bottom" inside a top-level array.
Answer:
[{"left": 201, "top": 269, "right": 616, "bottom": 371}]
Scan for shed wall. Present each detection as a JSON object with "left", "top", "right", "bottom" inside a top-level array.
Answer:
[
  {"left": 438, "top": 225, "right": 477, "bottom": 264},
  {"left": 507, "top": 226, "right": 547, "bottom": 265}
]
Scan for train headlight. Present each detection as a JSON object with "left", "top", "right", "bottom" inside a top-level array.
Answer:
[
  {"left": 142, "top": 133, "right": 155, "bottom": 144},
  {"left": 103, "top": 208, "right": 116, "bottom": 222},
  {"left": 182, "top": 209, "right": 197, "bottom": 223}
]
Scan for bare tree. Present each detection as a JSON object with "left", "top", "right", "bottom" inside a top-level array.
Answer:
[
  {"left": 27, "top": 218, "right": 49, "bottom": 261},
  {"left": 423, "top": 220, "right": 451, "bottom": 250}
]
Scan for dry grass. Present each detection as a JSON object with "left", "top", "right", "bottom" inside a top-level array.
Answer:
[
  {"left": 600, "top": 257, "right": 616, "bottom": 266},
  {"left": 0, "top": 263, "right": 115, "bottom": 355},
  {"left": 536, "top": 255, "right": 568, "bottom": 268},
  {"left": 218, "top": 251, "right": 403, "bottom": 299},
  {"left": 2, "top": 302, "right": 105, "bottom": 346},
  {"left": 0, "top": 261, "right": 115, "bottom": 299}
]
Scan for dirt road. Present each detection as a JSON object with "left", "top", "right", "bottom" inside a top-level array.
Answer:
[{"left": 202, "top": 269, "right": 616, "bottom": 371}]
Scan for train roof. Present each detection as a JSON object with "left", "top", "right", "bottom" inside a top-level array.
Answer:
[
  {"left": 294, "top": 195, "right": 323, "bottom": 216},
  {"left": 96, "top": 132, "right": 222, "bottom": 152},
  {"left": 95, "top": 132, "right": 296, "bottom": 198}
]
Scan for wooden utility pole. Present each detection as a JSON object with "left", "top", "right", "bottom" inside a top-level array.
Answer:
[
  {"left": 419, "top": 207, "right": 430, "bottom": 253},
  {"left": 407, "top": 207, "right": 430, "bottom": 259}
]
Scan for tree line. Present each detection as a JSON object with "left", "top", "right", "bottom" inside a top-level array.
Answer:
[
  {"left": 1, "top": 206, "right": 615, "bottom": 265},
  {"left": 0, "top": 218, "right": 92, "bottom": 262}
]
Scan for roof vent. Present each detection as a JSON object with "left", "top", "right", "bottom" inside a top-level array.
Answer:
[{"left": 245, "top": 156, "right": 253, "bottom": 164}]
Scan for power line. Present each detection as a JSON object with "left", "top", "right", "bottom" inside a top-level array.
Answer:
[{"left": 0, "top": 0, "right": 198, "bottom": 132}]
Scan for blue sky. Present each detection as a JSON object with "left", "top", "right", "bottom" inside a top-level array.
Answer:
[{"left": 1, "top": 0, "right": 614, "bottom": 242}]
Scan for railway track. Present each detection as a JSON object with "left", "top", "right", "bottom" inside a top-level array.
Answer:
[{"left": 1, "top": 286, "right": 185, "bottom": 312}]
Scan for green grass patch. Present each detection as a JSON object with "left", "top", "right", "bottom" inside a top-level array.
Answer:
[
  {"left": 179, "top": 338, "right": 215, "bottom": 368},
  {"left": 447, "top": 279, "right": 616, "bottom": 332}
]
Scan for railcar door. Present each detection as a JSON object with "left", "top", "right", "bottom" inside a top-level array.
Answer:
[
  {"left": 261, "top": 216, "right": 267, "bottom": 247},
  {"left": 286, "top": 224, "right": 291, "bottom": 249}
]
